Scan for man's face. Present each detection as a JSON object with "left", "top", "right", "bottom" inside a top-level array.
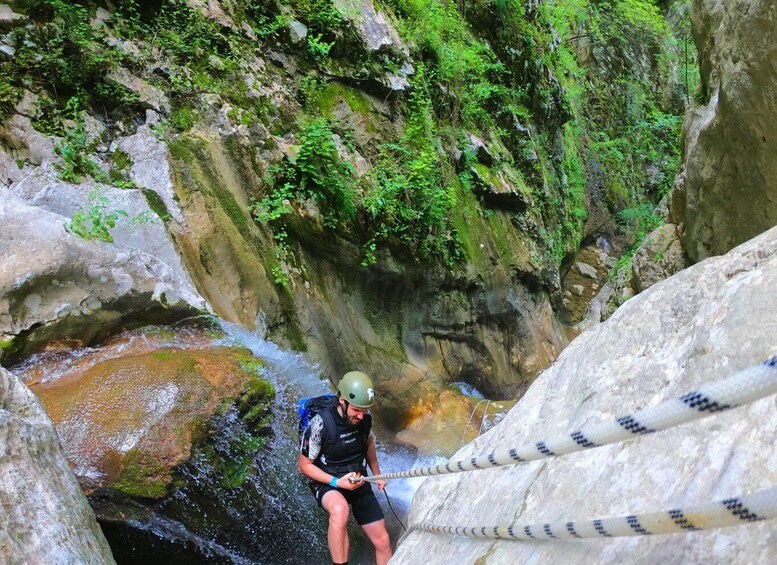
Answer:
[{"left": 346, "top": 403, "right": 369, "bottom": 426}]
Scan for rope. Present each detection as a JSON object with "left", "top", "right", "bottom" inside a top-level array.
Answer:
[
  {"left": 383, "top": 489, "right": 407, "bottom": 532},
  {"left": 361, "top": 357, "right": 777, "bottom": 483},
  {"left": 417, "top": 485, "right": 777, "bottom": 539},
  {"left": 460, "top": 398, "right": 490, "bottom": 448}
]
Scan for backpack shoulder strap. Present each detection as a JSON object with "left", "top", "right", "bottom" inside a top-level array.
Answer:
[
  {"left": 362, "top": 412, "right": 372, "bottom": 441},
  {"left": 318, "top": 405, "right": 338, "bottom": 451}
]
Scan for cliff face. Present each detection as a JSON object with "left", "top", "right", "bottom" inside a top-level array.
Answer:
[
  {"left": 671, "top": 0, "right": 777, "bottom": 262},
  {"left": 0, "top": 0, "right": 684, "bottom": 422},
  {"left": 394, "top": 224, "right": 777, "bottom": 564}
]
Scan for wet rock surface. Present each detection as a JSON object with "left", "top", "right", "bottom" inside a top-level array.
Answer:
[
  {"left": 0, "top": 365, "right": 115, "bottom": 565},
  {"left": 396, "top": 226, "right": 777, "bottom": 564}
]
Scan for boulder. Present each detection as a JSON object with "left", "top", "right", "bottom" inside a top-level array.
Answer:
[
  {"left": 0, "top": 366, "right": 115, "bottom": 564},
  {"left": 0, "top": 4, "right": 24, "bottom": 31},
  {"left": 105, "top": 68, "right": 170, "bottom": 115},
  {"left": 396, "top": 225, "right": 777, "bottom": 563},
  {"left": 0, "top": 114, "right": 57, "bottom": 165},
  {"left": 27, "top": 346, "right": 273, "bottom": 497}
]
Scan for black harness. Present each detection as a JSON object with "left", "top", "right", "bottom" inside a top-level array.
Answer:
[{"left": 314, "top": 403, "right": 372, "bottom": 476}]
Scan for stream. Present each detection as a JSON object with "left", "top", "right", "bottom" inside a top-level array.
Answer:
[{"left": 14, "top": 317, "right": 442, "bottom": 564}]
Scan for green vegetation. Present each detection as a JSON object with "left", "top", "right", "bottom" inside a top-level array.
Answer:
[
  {"left": 3, "top": 0, "right": 691, "bottom": 291},
  {"left": 114, "top": 450, "right": 169, "bottom": 499},
  {"left": 65, "top": 190, "right": 129, "bottom": 243}
]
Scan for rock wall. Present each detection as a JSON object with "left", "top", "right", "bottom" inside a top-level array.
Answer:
[
  {"left": 671, "top": 0, "right": 777, "bottom": 262},
  {"left": 0, "top": 366, "right": 115, "bottom": 564},
  {"left": 0, "top": 189, "right": 205, "bottom": 363},
  {"left": 394, "top": 225, "right": 777, "bottom": 563}
]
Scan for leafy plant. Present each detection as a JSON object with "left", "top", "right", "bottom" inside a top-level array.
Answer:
[
  {"left": 252, "top": 117, "right": 357, "bottom": 229},
  {"left": 307, "top": 34, "right": 334, "bottom": 60},
  {"left": 54, "top": 99, "right": 105, "bottom": 183},
  {"left": 66, "top": 190, "right": 129, "bottom": 243}
]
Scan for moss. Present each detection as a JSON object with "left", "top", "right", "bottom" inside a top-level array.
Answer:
[
  {"left": 0, "top": 334, "right": 23, "bottom": 363},
  {"left": 316, "top": 83, "right": 374, "bottom": 126},
  {"left": 111, "top": 149, "right": 132, "bottom": 173},
  {"left": 114, "top": 450, "right": 169, "bottom": 499},
  {"left": 170, "top": 103, "right": 196, "bottom": 132},
  {"left": 275, "top": 284, "right": 307, "bottom": 352},
  {"left": 151, "top": 351, "right": 174, "bottom": 361},
  {"left": 168, "top": 136, "right": 199, "bottom": 162},
  {"left": 142, "top": 188, "right": 171, "bottom": 224}
]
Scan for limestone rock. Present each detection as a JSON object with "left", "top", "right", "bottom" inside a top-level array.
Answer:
[
  {"left": 631, "top": 223, "right": 687, "bottom": 292},
  {"left": 396, "top": 225, "right": 777, "bottom": 564},
  {"left": 0, "top": 4, "right": 24, "bottom": 31},
  {"left": 0, "top": 114, "right": 57, "bottom": 165},
  {"left": 671, "top": 0, "right": 777, "bottom": 262},
  {"left": 119, "top": 124, "right": 187, "bottom": 225},
  {"left": 288, "top": 19, "right": 308, "bottom": 44},
  {"left": 185, "top": 0, "right": 235, "bottom": 29},
  {"left": 333, "top": 0, "right": 408, "bottom": 55},
  {"left": 105, "top": 68, "right": 170, "bottom": 115},
  {"left": 0, "top": 147, "right": 21, "bottom": 187},
  {"left": 0, "top": 366, "right": 116, "bottom": 564},
  {"left": 560, "top": 244, "right": 609, "bottom": 325},
  {"left": 8, "top": 165, "right": 191, "bottom": 286},
  {"left": 0, "top": 190, "right": 206, "bottom": 361}
]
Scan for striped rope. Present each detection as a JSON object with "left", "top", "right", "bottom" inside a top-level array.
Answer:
[
  {"left": 362, "top": 357, "right": 777, "bottom": 483},
  {"left": 418, "top": 485, "right": 777, "bottom": 540}
]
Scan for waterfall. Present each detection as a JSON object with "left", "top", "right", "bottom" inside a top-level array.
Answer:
[{"left": 14, "top": 317, "right": 432, "bottom": 564}]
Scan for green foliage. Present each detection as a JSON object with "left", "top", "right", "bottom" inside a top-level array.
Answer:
[
  {"left": 615, "top": 202, "right": 662, "bottom": 243},
  {"left": 289, "top": 0, "right": 343, "bottom": 36},
  {"left": 306, "top": 33, "right": 334, "bottom": 60},
  {"left": 363, "top": 66, "right": 460, "bottom": 265},
  {"left": 588, "top": 0, "right": 670, "bottom": 51},
  {"left": 0, "top": 64, "right": 20, "bottom": 119},
  {"left": 170, "top": 104, "right": 196, "bottom": 132},
  {"left": 66, "top": 190, "right": 129, "bottom": 243},
  {"left": 386, "top": 0, "right": 529, "bottom": 132},
  {"left": 9, "top": 0, "right": 124, "bottom": 106},
  {"left": 54, "top": 99, "right": 104, "bottom": 183},
  {"left": 252, "top": 117, "right": 357, "bottom": 229}
]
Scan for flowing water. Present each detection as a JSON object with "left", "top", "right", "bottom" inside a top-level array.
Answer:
[{"left": 14, "top": 317, "right": 440, "bottom": 564}]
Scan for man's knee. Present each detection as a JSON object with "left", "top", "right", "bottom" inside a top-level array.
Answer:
[
  {"left": 372, "top": 528, "right": 391, "bottom": 552},
  {"left": 326, "top": 499, "right": 350, "bottom": 528}
]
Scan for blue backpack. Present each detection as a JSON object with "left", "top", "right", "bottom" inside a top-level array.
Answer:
[{"left": 297, "top": 394, "right": 338, "bottom": 445}]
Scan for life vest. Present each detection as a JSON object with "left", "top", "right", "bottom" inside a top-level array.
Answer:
[{"left": 314, "top": 403, "right": 372, "bottom": 476}]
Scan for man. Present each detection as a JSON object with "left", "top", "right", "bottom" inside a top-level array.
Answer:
[{"left": 298, "top": 371, "right": 392, "bottom": 565}]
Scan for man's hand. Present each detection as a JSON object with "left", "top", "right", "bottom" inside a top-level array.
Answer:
[
  {"left": 338, "top": 472, "right": 363, "bottom": 490},
  {"left": 375, "top": 479, "right": 387, "bottom": 492}
]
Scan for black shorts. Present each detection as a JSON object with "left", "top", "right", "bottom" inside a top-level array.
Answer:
[{"left": 309, "top": 481, "right": 385, "bottom": 526}]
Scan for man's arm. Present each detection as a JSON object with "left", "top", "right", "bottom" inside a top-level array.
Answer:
[
  {"left": 298, "top": 453, "right": 361, "bottom": 490},
  {"left": 364, "top": 435, "right": 386, "bottom": 491}
]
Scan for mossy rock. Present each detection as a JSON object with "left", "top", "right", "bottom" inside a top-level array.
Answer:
[{"left": 30, "top": 347, "right": 275, "bottom": 499}]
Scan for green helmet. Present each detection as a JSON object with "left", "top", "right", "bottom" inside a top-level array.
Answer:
[{"left": 337, "top": 371, "right": 375, "bottom": 408}]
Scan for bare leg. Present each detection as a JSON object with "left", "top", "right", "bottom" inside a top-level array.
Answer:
[
  {"left": 361, "top": 519, "right": 392, "bottom": 565},
  {"left": 321, "top": 490, "right": 351, "bottom": 563}
]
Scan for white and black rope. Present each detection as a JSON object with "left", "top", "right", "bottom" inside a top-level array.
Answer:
[
  {"left": 417, "top": 485, "right": 777, "bottom": 540},
  {"left": 363, "top": 357, "right": 777, "bottom": 483}
]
